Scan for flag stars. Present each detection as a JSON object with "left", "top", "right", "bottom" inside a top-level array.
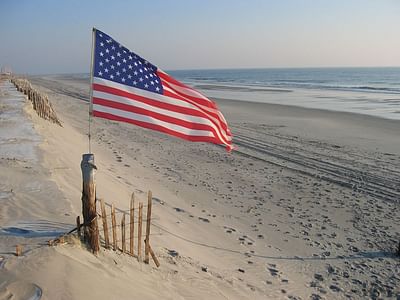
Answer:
[{"left": 95, "top": 31, "right": 163, "bottom": 94}]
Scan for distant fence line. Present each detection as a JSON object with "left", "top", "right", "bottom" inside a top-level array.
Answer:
[{"left": 11, "top": 78, "right": 62, "bottom": 126}]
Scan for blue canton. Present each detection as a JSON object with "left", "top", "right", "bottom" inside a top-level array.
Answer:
[{"left": 93, "top": 29, "right": 163, "bottom": 94}]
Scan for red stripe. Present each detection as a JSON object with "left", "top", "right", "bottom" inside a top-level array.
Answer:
[
  {"left": 93, "top": 83, "right": 208, "bottom": 119},
  {"left": 93, "top": 110, "right": 221, "bottom": 144},
  {"left": 93, "top": 97, "right": 219, "bottom": 132}
]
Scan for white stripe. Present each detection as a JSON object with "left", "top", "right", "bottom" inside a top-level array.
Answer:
[
  {"left": 93, "top": 104, "right": 215, "bottom": 138},
  {"left": 93, "top": 90, "right": 216, "bottom": 127}
]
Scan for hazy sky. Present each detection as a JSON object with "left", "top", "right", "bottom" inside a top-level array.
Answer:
[{"left": 1, "top": 0, "right": 399, "bottom": 74}]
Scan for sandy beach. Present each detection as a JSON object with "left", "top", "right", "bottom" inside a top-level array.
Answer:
[{"left": 1, "top": 75, "right": 399, "bottom": 299}]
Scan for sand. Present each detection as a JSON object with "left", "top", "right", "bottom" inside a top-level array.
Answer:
[{"left": 0, "top": 75, "right": 399, "bottom": 299}]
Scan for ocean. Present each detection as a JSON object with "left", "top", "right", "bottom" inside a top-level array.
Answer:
[
  {"left": 70, "top": 67, "right": 400, "bottom": 120},
  {"left": 168, "top": 67, "right": 400, "bottom": 120}
]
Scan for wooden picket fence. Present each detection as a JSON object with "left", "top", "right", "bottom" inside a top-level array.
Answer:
[
  {"left": 11, "top": 78, "right": 62, "bottom": 126},
  {"left": 77, "top": 191, "right": 160, "bottom": 267}
]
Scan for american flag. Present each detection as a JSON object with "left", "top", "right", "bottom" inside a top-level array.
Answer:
[{"left": 91, "top": 29, "right": 233, "bottom": 151}]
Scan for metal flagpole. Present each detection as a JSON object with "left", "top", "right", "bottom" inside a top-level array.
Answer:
[{"left": 88, "top": 27, "right": 96, "bottom": 154}]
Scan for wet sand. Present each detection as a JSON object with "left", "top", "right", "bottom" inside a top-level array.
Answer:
[{"left": 0, "top": 75, "right": 399, "bottom": 299}]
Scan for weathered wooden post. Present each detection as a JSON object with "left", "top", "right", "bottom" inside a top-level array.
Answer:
[{"left": 80, "top": 153, "right": 99, "bottom": 254}]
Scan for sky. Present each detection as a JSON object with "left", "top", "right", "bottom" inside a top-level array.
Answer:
[{"left": 0, "top": 0, "right": 399, "bottom": 74}]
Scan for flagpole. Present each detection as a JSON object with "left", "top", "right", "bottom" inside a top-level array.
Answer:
[{"left": 88, "top": 27, "right": 96, "bottom": 154}]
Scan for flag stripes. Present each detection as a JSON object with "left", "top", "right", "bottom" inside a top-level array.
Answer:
[{"left": 92, "top": 78, "right": 232, "bottom": 149}]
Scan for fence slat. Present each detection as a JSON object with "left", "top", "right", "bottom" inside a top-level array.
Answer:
[
  {"left": 130, "top": 192, "right": 135, "bottom": 256},
  {"left": 138, "top": 202, "right": 143, "bottom": 262},
  {"left": 148, "top": 243, "right": 160, "bottom": 268},
  {"left": 144, "top": 191, "right": 153, "bottom": 264},
  {"left": 100, "top": 199, "right": 110, "bottom": 249},
  {"left": 121, "top": 213, "right": 126, "bottom": 253},
  {"left": 111, "top": 204, "right": 117, "bottom": 251},
  {"left": 76, "top": 216, "right": 81, "bottom": 238}
]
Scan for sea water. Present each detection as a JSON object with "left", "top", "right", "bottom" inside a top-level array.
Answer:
[
  {"left": 169, "top": 67, "right": 400, "bottom": 120},
  {"left": 71, "top": 67, "right": 400, "bottom": 120}
]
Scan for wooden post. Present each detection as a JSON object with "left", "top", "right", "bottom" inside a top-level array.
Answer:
[
  {"left": 130, "top": 192, "right": 135, "bottom": 256},
  {"left": 100, "top": 199, "right": 110, "bottom": 249},
  {"left": 80, "top": 153, "right": 99, "bottom": 254},
  {"left": 144, "top": 191, "right": 153, "bottom": 264},
  {"left": 111, "top": 204, "right": 117, "bottom": 251},
  {"left": 121, "top": 214, "right": 126, "bottom": 253},
  {"left": 148, "top": 243, "right": 160, "bottom": 268},
  {"left": 137, "top": 202, "right": 143, "bottom": 261},
  {"left": 76, "top": 216, "right": 81, "bottom": 238},
  {"left": 15, "top": 245, "right": 22, "bottom": 256}
]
